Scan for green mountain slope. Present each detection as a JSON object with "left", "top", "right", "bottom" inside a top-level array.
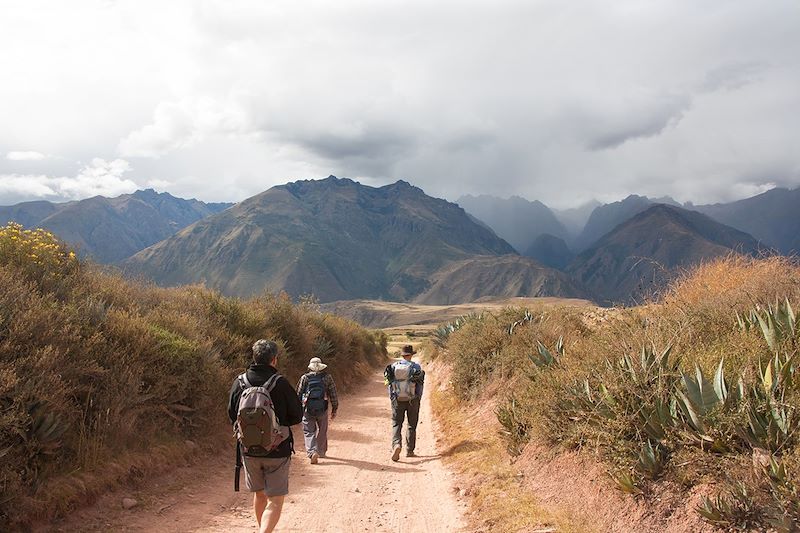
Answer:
[{"left": 125, "top": 177, "right": 582, "bottom": 303}]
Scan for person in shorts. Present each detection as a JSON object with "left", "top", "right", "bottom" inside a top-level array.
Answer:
[{"left": 228, "top": 340, "right": 303, "bottom": 533}]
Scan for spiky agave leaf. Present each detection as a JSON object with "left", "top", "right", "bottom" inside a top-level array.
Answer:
[
  {"left": 681, "top": 365, "right": 723, "bottom": 415},
  {"left": 636, "top": 440, "right": 667, "bottom": 479},
  {"left": 639, "top": 398, "right": 674, "bottom": 442},
  {"left": 676, "top": 389, "right": 707, "bottom": 434},
  {"left": 611, "top": 470, "right": 642, "bottom": 494},
  {"left": 555, "top": 335, "right": 564, "bottom": 357}
]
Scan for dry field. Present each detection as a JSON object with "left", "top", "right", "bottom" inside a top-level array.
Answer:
[{"left": 322, "top": 295, "right": 595, "bottom": 330}]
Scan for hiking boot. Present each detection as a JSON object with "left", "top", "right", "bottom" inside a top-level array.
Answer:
[
  {"left": 406, "top": 450, "right": 416, "bottom": 457},
  {"left": 391, "top": 445, "right": 401, "bottom": 462},
  {"left": 310, "top": 452, "right": 319, "bottom": 464}
]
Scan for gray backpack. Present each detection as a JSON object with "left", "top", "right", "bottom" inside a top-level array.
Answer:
[
  {"left": 235, "top": 373, "right": 289, "bottom": 456},
  {"left": 391, "top": 360, "right": 417, "bottom": 401}
]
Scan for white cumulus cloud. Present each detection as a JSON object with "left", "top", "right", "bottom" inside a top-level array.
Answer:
[
  {"left": 0, "top": 158, "right": 139, "bottom": 205},
  {"left": 6, "top": 151, "right": 48, "bottom": 161},
  {"left": 118, "top": 98, "right": 250, "bottom": 158}
]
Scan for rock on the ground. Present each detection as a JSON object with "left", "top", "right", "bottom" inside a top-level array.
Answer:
[{"left": 121, "top": 498, "right": 138, "bottom": 510}]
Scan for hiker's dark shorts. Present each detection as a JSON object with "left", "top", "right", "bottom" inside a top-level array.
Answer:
[{"left": 242, "top": 456, "right": 291, "bottom": 496}]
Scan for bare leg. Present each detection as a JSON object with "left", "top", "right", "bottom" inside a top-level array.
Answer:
[
  {"left": 253, "top": 492, "right": 268, "bottom": 528},
  {"left": 260, "top": 495, "right": 285, "bottom": 533}
]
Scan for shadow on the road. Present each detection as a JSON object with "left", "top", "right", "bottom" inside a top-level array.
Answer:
[
  {"left": 439, "top": 439, "right": 482, "bottom": 457},
  {"left": 339, "top": 403, "right": 390, "bottom": 419},
  {"left": 330, "top": 427, "right": 379, "bottom": 444},
  {"left": 404, "top": 453, "right": 443, "bottom": 466},
  {"left": 318, "top": 455, "right": 425, "bottom": 473}
]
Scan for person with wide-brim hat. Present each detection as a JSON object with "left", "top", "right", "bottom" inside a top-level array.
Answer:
[
  {"left": 384, "top": 345, "right": 425, "bottom": 461},
  {"left": 296, "top": 357, "right": 338, "bottom": 464}
]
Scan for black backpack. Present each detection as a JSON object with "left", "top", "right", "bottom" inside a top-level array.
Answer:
[{"left": 304, "top": 373, "right": 327, "bottom": 416}]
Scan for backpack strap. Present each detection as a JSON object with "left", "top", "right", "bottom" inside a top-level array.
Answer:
[
  {"left": 238, "top": 372, "right": 252, "bottom": 389},
  {"left": 265, "top": 373, "right": 282, "bottom": 392}
]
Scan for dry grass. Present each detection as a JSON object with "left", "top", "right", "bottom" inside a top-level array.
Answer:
[
  {"left": 430, "top": 256, "right": 800, "bottom": 530},
  {"left": 321, "top": 296, "right": 594, "bottom": 328},
  {"left": 428, "top": 364, "right": 593, "bottom": 533},
  {"left": 0, "top": 223, "right": 387, "bottom": 529}
]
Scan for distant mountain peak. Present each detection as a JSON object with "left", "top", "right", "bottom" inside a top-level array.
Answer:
[
  {"left": 123, "top": 177, "right": 531, "bottom": 303},
  {"left": 456, "top": 193, "right": 567, "bottom": 254},
  {"left": 568, "top": 203, "right": 763, "bottom": 304},
  {"left": 0, "top": 190, "right": 232, "bottom": 263},
  {"left": 383, "top": 179, "right": 423, "bottom": 194}
]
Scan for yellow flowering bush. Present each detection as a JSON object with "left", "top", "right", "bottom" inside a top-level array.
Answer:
[{"left": 0, "top": 222, "right": 79, "bottom": 288}]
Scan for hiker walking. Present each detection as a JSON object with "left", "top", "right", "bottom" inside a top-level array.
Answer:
[
  {"left": 296, "top": 357, "right": 339, "bottom": 463},
  {"left": 228, "top": 340, "right": 303, "bottom": 533},
  {"left": 385, "top": 345, "right": 425, "bottom": 461}
]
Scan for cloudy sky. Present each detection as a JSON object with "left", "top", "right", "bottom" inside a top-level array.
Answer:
[{"left": 1, "top": 0, "right": 798, "bottom": 208}]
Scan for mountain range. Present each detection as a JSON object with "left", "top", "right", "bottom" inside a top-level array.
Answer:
[
  {"left": 567, "top": 204, "right": 766, "bottom": 304},
  {"left": 456, "top": 194, "right": 568, "bottom": 253},
  {"left": 122, "top": 177, "right": 578, "bottom": 303},
  {"left": 2, "top": 177, "right": 796, "bottom": 307},
  {"left": 693, "top": 187, "right": 800, "bottom": 255},
  {"left": 0, "top": 189, "right": 231, "bottom": 263}
]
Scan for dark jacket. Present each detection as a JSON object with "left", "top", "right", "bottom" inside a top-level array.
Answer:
[{"left": 228, "top": 363, "right": 304, "bottom": 457}]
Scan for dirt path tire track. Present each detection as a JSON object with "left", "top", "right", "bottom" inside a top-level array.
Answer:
[{"left": 50, "top": 373, "right": 466, "bottom": 532}]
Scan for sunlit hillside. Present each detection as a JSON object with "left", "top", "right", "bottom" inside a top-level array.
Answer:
[{"left": 0, "top": 223, "right": 386, "bottom": 529}]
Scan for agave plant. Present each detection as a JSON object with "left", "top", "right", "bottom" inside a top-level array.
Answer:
[
  {"left": 638, "top": 397, "right": 676, "bottom": 442},
  {"left": 508, "top": 309, "right": 538, "bottom": 335},
  {"left": 27, "top": 402, "right": 68, "bottom": 456},
  {"left": 736, "top": 308, "right": 760, "bottom": 333},
  {"left": 432, "top": 313, "right": 481, "bottom": 348},
  {"left": 313, "top": 337, "right": 335, "bottom": 359},
  {"left": 674, "top": 359, "right": 742, "bottom": 451},
  {"left": 733, "top": 351, "right": 799, "bottom": 451},
  {"left": 617, "top": 344, "right": 678, "bottom": 387},
  {"left": 763, "top": 458, "right": 800, "bottom": 533},
  {"left": 738, "top": 299, "right": 799, "bottom": 352},
  {"left": 697, "top": 483, "right": 763, "bottom": 530},
  {"left": 611, "top": 470, "right": 642, "bottom": 495},
  {"left": 636, "top": 440, "right": 667, "bottom": 479},
  {"left": 528, "top": 336, "right": 564, "bottom": 367},
  {"left": 740, "top": 398, "right": 796, "bottom": 452},
  {"left": 496, "top": 394, "right": 531, "bottom": 455}
]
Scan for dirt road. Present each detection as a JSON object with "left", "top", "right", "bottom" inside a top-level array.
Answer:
[{"left": 53, "top": 373, "right": 465, "bottom": 532}]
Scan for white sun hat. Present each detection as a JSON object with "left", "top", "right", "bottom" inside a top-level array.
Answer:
[{"left": 308, "top": 357, "right": 328, "bottom": 372}]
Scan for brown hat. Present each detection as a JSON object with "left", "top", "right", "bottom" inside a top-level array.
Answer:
[{"left": 401, "top": 345, "right": 417, "bottom": 356}]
